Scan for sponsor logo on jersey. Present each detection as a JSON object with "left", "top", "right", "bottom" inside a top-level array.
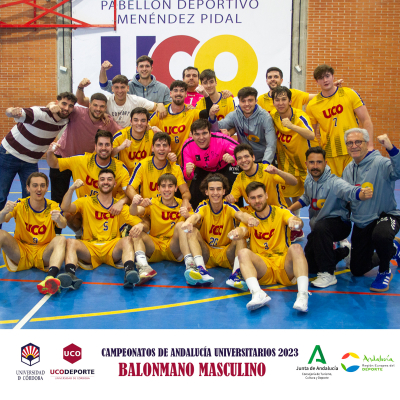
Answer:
[
  {"left": 209, "top": 224, "right": 223, "bottom": 235},
  {"left": 254, "top": 228, "right": 275, "bottom": 240},
  {"left": 322, "top": 104, "right": 343, "bottom": 118},
  {"left": 25, "top": 223, "right": 47, "bottom": 235}
]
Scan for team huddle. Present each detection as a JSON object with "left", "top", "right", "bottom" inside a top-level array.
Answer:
[{"left": 1, "top": 56, "right": 400, "bottom": 314}]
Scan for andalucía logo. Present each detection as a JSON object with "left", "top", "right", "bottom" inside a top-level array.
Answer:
[
  {"left": 21, "top": 343, "right": 40, "bottom": 366},
  {"left": 341, "top": 352, "right": 360, "bottom": 372}
]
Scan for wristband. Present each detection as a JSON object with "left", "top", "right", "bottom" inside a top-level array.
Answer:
[{"left": 78, "top": 86, "right": 84, "bottom": 91}]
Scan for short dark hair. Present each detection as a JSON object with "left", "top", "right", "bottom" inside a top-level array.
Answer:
[
  {"left": 199, "top": 69, "right": 216, "bottom": 83},
  {"left": 57, "top": 92, "right": 77, "bottom": 104},
  {"left": 130, "top": 107, "right": 150, "bottom": 121},
  {"left": 153, "top": 132, "right": 171, "bottom": 146},
  {"left": 136, "top": 55, "right": 153, "bottom": 66},
  {"left": 305, "top": 146, "right": 326, "bottom": 160},
  {"left": 245, "top": 181, "right": 266, "bottom": 197},
  {"left": 182, "top": 66, "right": 200, "bottom": 79},
  {"left": 271, "top": 86, "right": 292, "bottom": 101},
  {"left": 234, "top": 143, "right": 254, "bottom": 159},
  {"left": 98, "top": 168, "right": 115, "bottom": 179},
  {"left": 26, "top": 172, "right": 48, "bottom": 187},
  {"left": 95, "top": 130, "right": 113, "bottom": 144},
  {"left": 170, "top": 80, "right": 188, "bottom": 91},
  {"left": 266, "top": 67, "right": 283, "bottom": 79},
  {"left": 112, "top": 75, "right": 129, "bottom": 85},
  {"left": 313, "top": 64, "right": 334, "bottom": 80},
  {"left": 90, "top": 93, "right": 108, "bottom": 103},
  {"left": 199, "top": 173, "right": 230, "bottom": 196},
  {"left": 190, "top": 119, "right": 211, "bottom": 134},
  {"left": 158, "top": 173, "right": 177, "bottom": 187},
  {"left": 237, "top": 87, "right": 258, "bottom": 101}
]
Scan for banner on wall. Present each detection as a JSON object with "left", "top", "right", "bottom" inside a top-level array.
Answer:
[{"left": 71, "top": 0, "right": 293, "bottom": 97}]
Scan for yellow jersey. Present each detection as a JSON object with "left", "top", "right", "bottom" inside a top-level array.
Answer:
[
  {"left": 58, "top": 152, "right": 130, "bottom": 199},
  {"left": 230, "top": 163, "right": 287, "bottom": 208},
  {"left": 258, "top": 89, "right": 309, "bottom": 114},
  {"left": 196, "top": 93, "right": 235, "bottom": 121},
  {"left": 143, "top": 197, "right": 189, "bottom": 241},
  {"left": 196, "top": 200, "right": 240, "bottom": 248},
  {"left": 129, "top": 156, "right": 186, "bottom": 199},
  {"left": 10, "top": 197, "right": 60, "bottom": 246},
  {"left": 113, "top": 127, "right": 154, "bottom": 174},
  {"left": 306, "top": 87, "right": 364, "bottom": 158},
  {"left": 149, "top": 104, "right": 201, "bottom": 161},
  {"left": 272, "top": 107, "right": 318, "bottom": 178},
  {"left": 240, "top": 206, "right": 293, "bottom": 261},
  {"left": 73, "top": 195, "right": 141, "bottom": 242}
]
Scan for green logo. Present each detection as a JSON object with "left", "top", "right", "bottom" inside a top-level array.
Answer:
[{"left": 308, "top": 345, "right": 327, "bottom": 365}]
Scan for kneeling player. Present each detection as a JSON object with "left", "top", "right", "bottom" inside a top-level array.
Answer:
[
  {"left": 180, "top": 173, "right": 259, "bottom": 286},
  {"left": 59, "top": 169, "right": 145, "bottom": 289},
  {"left": 233, "top": 181, "right": 309, "bottom": 312},
  {"left": 0, "top": 172, "right": 67, "bottom": 295},
  {"left": 129, "top": 173, "right": 193, "bottom": 284}
]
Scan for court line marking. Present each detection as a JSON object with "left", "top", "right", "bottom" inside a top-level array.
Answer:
[
  {"left": 0, "top": 265, "right": 6, "bottom": 269},
  {"left": 13, "top": 294, "right": 52, "bottom": 329},
  {"left": 9, "top": 191, "right": 51, "bottom": 194},
  {"left": 0, "top": 319, "right": 19, "bottom": 325}
]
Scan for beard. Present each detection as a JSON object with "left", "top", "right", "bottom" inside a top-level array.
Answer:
[
  {"left": 99, "top": 185, "right": 114, "bottom": 194},
  {"left": 253, "top": 200, "right": 268, "bottom": 212},
  {"left": 173, "top": 98, "right": 185, "bottom": 106}
]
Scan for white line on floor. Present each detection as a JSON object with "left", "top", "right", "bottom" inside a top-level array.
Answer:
[{"left": 13, "top": 294, "right": 52, "bottom": 329}]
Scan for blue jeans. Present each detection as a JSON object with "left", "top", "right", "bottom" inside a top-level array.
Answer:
[{"left": 0, "top": 144, "right": 38, "bottom": 224}]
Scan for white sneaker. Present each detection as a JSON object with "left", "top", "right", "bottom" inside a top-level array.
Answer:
[
  {"left": 136, "top": 262, "right": 157, "bottom": 285},
  {"left": 293, "top": 291, "right": 309, "bottom": 312},
  {"left": 339, "top": 239, "right": 351, "bottom": 268},
  {"left": 311, "top": 272, "right": 337, "bottom": 288},
  {"left": 246, "top": 290, "right": 271, "bottom": 311}
]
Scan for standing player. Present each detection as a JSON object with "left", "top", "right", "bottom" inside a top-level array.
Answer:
[
  {"left": 76, "top": 76, "right": 166, "bottom": 128},
  {"left": 306, "top": 64, "right": 374, "bottom": 176},
  {"left": 233, "top": 182, "right": 309, "bottom": 312},
  {"left": 47, "top": 130, "right": 132, "bottom": 236},
  {"left": 129, "top": 173, "right": 193, "bottom": 284},
  {"left": 129, "top": 132, "right": 191, "bottom": 209},
  {"left": 182, "top": 66, "right": 203, "bottom": 107},
  {"left": 180, "top": 173, "right": 258, "bottom": 287},
  {"left": 59, "top": 170, "right": 145, "bottom": 289},
  {"left": 149, "top": 80, "right": 214, "bottom": 162},
  {"left": 196, "top": 69, "right": 235, "bottom": 120},
  {"left": 0, "top": 173, "right": 67, "bottom": 295}
]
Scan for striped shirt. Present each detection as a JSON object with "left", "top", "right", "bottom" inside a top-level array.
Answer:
[{"left": 2, "top": 107, "right": 69, "bottom": 163}]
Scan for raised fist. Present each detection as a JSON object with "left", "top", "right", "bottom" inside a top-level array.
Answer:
[{"left": 101, "top": 60, "right": 113, "bottom": 70}]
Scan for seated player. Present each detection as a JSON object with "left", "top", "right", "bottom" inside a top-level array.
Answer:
[
  {"left": 129, "top": 173, "right": 193, "bottom": 284},
  {"left": 180, "top": 173, "right": 259, "bottom": 287},
  {"left": 58, "top": 170, "right": 145, "bottom": 289},
  {"left": 75, "top": 76, "right": 166, "bottom": 128},
  {"left": 225, "top": 144, "right": 297, "bottom": 210},
  {"left": 129, "top": 132, "right": 191, "bottom": 209},
  {"left": 233, "top": 182, "right": 309, "bottom": 312},
  {"left": 47, "top": 130, "right": 132, "bottom": 237},
  {"left": 0, "top": 172, "right": 67, "bottom": 295}
]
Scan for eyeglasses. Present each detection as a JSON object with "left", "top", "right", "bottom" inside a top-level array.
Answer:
[{"left": 345, "top": 140, "right": 365, "bottom": 147}]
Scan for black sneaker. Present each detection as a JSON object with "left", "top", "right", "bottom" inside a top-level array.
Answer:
[
  {"left": 58, "top": 272, "right": 83, "bottom": 290},
  {"left": 123, "top": 269, "right": 140, "bottom": 288}
]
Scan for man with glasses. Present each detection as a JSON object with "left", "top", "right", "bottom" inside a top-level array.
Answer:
[
  {"left": 306, "top": 64, "right": 373, "bottom": 177},
  {"left": 342, "top": 129, "right": 400, "bottom": 292}
]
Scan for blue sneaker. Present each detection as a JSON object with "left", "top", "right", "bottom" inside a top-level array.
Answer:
[
  {"left": 226, "top": 270, "right": 248, "bottom": 291},
  {"left": 370, "top": 269, "right": 392, "bottom": 292},
  {"left": 185, "top": 266, "right": 214, "bottom": 285},
  {"left": 392, "top": 238, "right": 400, "bottom": 265}
]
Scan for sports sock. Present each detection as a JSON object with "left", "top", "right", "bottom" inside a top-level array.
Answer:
[
  {"left": 47, "top": 267, "right": 59, "bottom": 278},
  {"left": 184, "top": 254, "right": 194, "bottom": 268},
  {"left": 297, "top": 276, "right": 309, "bottom": 292},
  {"left": 124, "top": 260, "right": 135, "bottom": 272},
  {"left": 232, "top": 256, "right": 240, "bottom": 273},
  {"left": 245, "top": 277, "right": 261, "bottom": 294},
  {"left": 194, "top": 255, "right": 206, "bottom": 269},
  {"left": 135, "top": 251, "right": 149, "bottom": 266},
  {"left": 65, "top": 263, "right": 76, "bottom": 275},
  {"left": 74, "top": 227, "right": 83, "bottom": 237}
]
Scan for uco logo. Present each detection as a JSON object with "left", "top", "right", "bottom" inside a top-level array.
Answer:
[{"left": 63, "top": 344, "right": 82, "bottom": 364}]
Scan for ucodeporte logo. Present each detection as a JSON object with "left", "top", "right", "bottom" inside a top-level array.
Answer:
[{"left": 63, "top": 344, "right": 82, "bottom": 364}]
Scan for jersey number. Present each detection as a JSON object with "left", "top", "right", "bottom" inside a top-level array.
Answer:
[
  {"left": 175, "top": 136, "right": 179, "bottom": 144},
  {"left": 209, "top": 237, "right": 219, "bottom": 247},
  {"left": 103, "top": 221, "right": 109, "bottom": 231},
  {"left": 333, "top": 117, "right": 337, "bottom": 127},
  {"left": 264, "top": 242, "right": 269, "bottom": 250}
]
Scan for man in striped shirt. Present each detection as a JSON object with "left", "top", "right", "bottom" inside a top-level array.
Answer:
[{"left": 0, "top": 92, "right": 77, "bottom": 228}]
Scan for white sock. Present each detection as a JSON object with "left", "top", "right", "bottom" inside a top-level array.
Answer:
[
  {"left": 135, "top": 251, "right": 149, "bottom": 266},
  {"left": 297, "top": 276, "right": 308, "bottom": 293},
  {"left": 184, "top": 254, "right": 194, "bottom": 268},
  {"left": 245, "top": 277, "right": 261, "bottom": 294},
  {"left": 232, "top": 256, "right": 240, "bottom": 273},
  {"left": 194, "top": 255, "right": 206, "bottom": 269}
]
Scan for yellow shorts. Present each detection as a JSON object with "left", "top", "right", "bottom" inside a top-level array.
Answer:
[
  {"left": 326, "top": 154, "right": 352, "bottom": 177},
  {"left": 3, "top": 242, "right": 48, "bottom": 272},
  {"left": 257, "top": 254, "right": 297, "bottom": 286},
  {"left": 205, "top": 243, "right": 232, "bottom": 270},
  {"left": 79, "top": 238, "right": 121, "bottom": 270},
  {"left": 281, "top": 175, "right": 306, "bottom": 198},
  {"left": 148, "top": 236, "right": 180, "bottom": 263}
]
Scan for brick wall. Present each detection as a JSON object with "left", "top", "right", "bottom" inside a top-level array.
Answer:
[
  {"left": 0, "top": 0, "right": 57, "bottom": 139},
  {"left": 306, "top": 0, "right": 400, "bottom": 151}
]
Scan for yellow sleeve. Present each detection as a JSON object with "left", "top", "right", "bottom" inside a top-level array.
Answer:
[
  {"left": 174, "top": 165, "right": 186, "bottom": 187},
  {"left": 192, "top": 109, "right": 201, "bottom": 121},
  {"left": 305, "top": 103, "right": 317, "bottom": 125},
  {"left": 120, "top": 205, "right": 142, "bottom": 227},
  {"left": 120, "top": 165, "right": 130, "bottom": 188},
  {"left": 195, "top": 98, "right": 205, "bottom": 110},
  {"left": 293, "top": 89, "right": 310, "bottom": 106},
  {"left": 298, "top": 112, "right": 314, "bottom": 132},
  {"left": 272, "top": 174, "right": 286, "bottom": 185},
  {"left": 282, "top": 208, "right": 295, "bottom": 225},
  {"left": 10, "top": 200, "right": 23, "bottom": 219},
  {"left": 58, "top": 156, "right": 74, "bottom": 173},
  {"left": 143, "top": 205, "right": 151, "bottom": 218},
  {"left": 149, "top": 112, "right": 160, "bottom": 127},
  {"left": 230, "top": 177, "right": 241, "bottom": 202},
  {"left": 112, "top": 130, "right": 124, "bottom": 148},
  {"left": 129, "top": 163, "right": 144, "bottom": 191},
  {"left": 348, "top": 88, "right": 364, "bottom": 110},
  {"left": 73, "top": 197, "right": 86, "bottom": 214}
]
